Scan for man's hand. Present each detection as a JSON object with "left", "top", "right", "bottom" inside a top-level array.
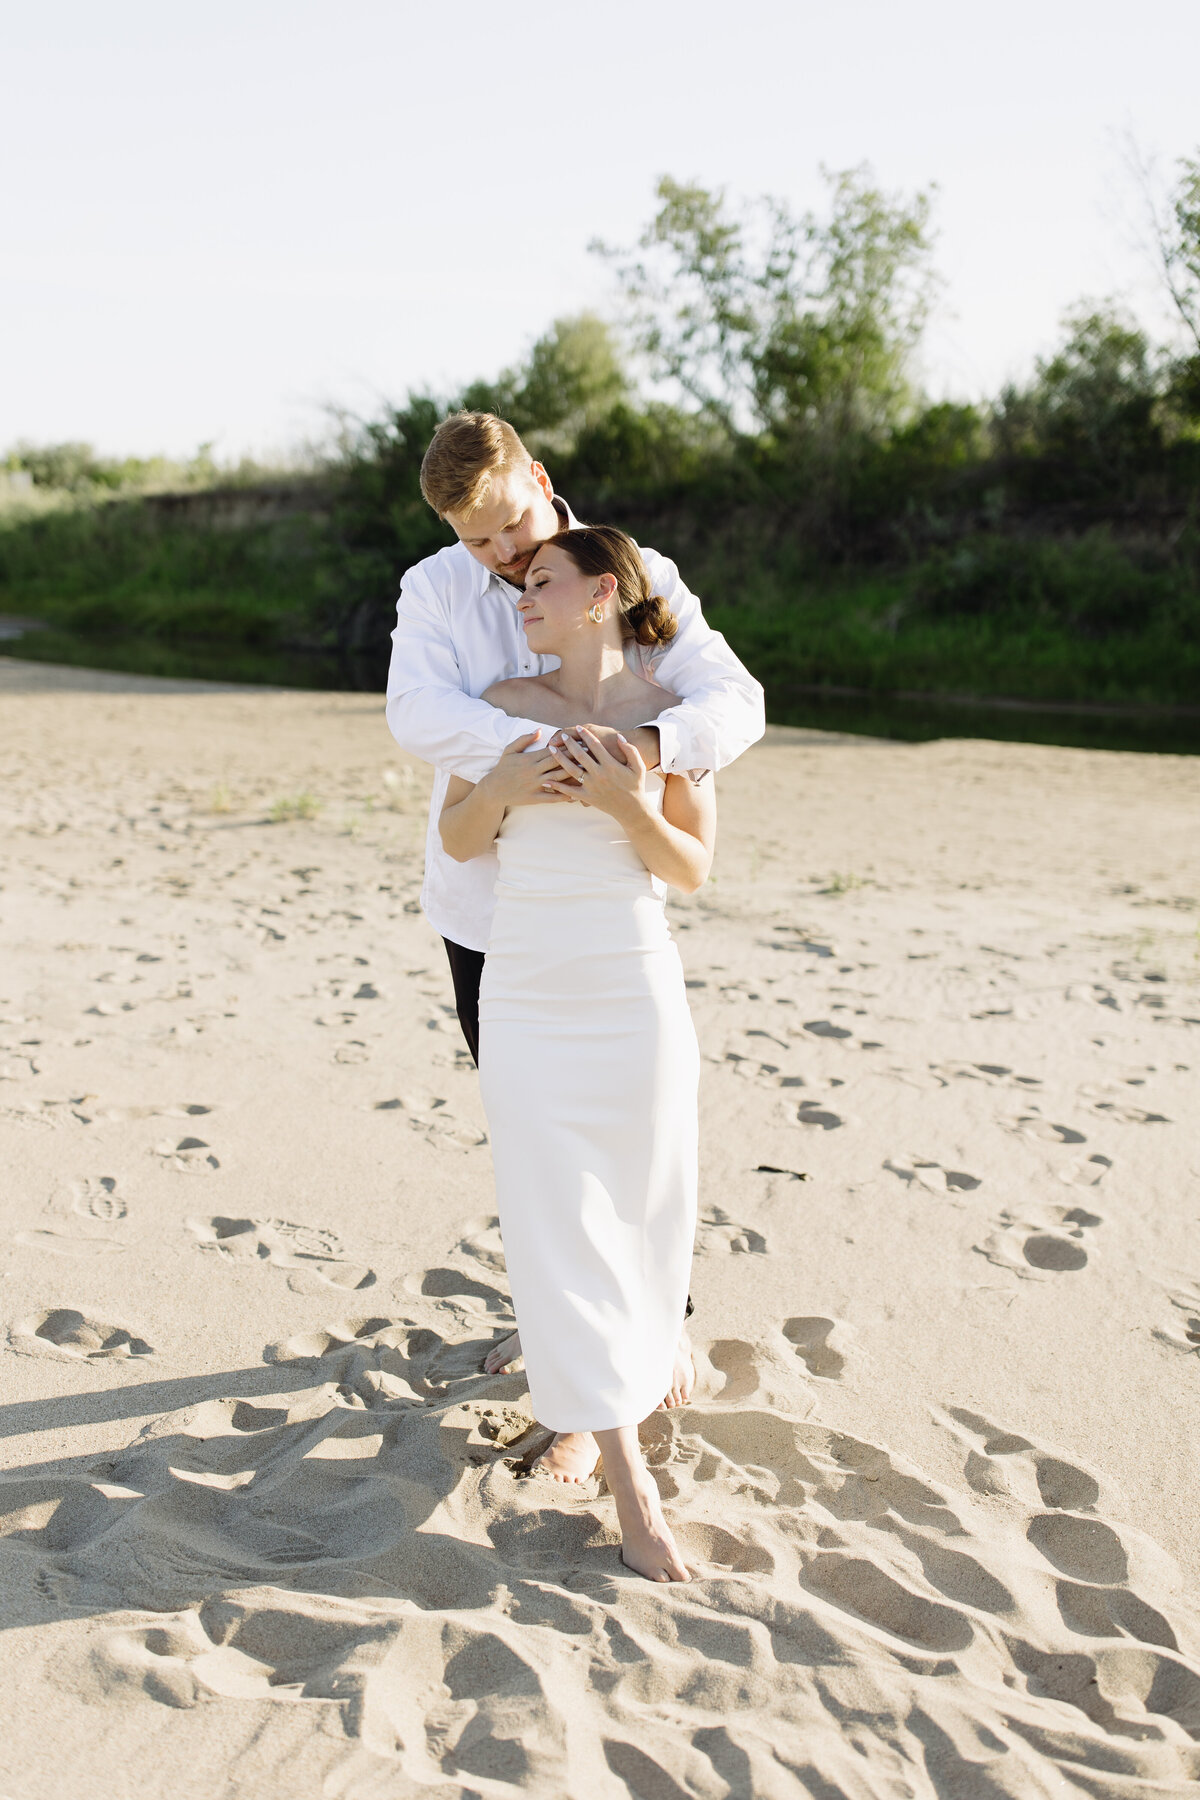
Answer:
[
  {"left": 478, "top": 732, "right": 567, "bottom": 809},
  {"left": 551, "top": 723, "right": 661, "bottom": 778},
  {"left": 547, "top": 726, "right": 650, "bottom": 824}
]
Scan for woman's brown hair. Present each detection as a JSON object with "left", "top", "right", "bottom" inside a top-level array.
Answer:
[{"left": 552, "top": 525, "right": 678, "bottom": 648}]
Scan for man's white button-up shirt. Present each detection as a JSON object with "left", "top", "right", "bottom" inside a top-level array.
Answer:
[{"left": 385, "top": 502, "right": 766, "bottom": 952}]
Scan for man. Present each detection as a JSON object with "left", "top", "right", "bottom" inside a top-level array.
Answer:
[{"left": 385, "top": 410, "right": 764, "bottom": 1477}]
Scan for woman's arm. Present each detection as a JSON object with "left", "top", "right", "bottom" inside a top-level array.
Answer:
[
  {"left": 438, "top": 732, "right": 565, "bottom": 862},
  {"left": 551, "top": 728, "right": 716, "bottom": 894}
]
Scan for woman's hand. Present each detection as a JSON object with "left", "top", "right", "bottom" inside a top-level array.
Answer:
[
  {"left": 479, "top": 732, "right": 566, "bottom": 809},
  {"left": 546, "top": 725, "right": 650, "bottom": 822}
]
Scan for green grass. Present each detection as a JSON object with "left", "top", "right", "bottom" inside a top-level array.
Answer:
[
  {"left": 700, "top": 538, "right": 1200, "bottom": 708},
  {"left": 3, "top": 491, "right": 1197, "bottom": 719},
  {"left": 0, "top": 494, "right": 323, "bottom": 646}
]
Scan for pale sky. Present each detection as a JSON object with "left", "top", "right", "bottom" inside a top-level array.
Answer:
[{"left": 3, "top": 0, "right": 1197, "bottom": 460}]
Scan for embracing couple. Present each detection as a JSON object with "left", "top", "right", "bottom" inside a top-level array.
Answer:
[{"left": 386, "top": 412, "right": 764, "bottom": 1582}]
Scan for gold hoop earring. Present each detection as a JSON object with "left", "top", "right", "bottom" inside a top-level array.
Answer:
[{"left": 588, "top": 604, "right": 604, "bottom": 624}]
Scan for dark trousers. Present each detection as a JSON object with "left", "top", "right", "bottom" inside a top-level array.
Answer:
[
  {"left": 442, "top": 936, "right": 694, "bottom": 1322},
  {"left": 443, "top": 936, "right": 486, "bottom": 1067}
]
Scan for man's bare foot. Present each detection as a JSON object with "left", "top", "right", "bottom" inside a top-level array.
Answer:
[
  {"left": 659, "top": 1325, "right": 695, "bottom": 1410},
  {"left": 595, "top": 1426, "right": 690, "bottom": 1582},
  {"left": 532, "top": 1430, "right": 599, "bottom": 1483},
  {"left": 483, "top": 1329, "right": 521, "bottom": 1374}
]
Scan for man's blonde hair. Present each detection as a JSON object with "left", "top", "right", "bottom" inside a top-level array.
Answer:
[{"left": 419, "top": 412, "right": 536, "bottom": 520}]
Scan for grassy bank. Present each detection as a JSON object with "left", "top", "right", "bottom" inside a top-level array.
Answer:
[
  {"left": 699, "top": 535, "right": 1200, "bottom": 708},
  {"left": 2, "top": 490, "right": 1197, "bottom": 716},
  {"left": 0, "top": 492, "right": 326, "bottom": 649}
]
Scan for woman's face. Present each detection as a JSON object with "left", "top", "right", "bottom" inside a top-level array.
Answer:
[{"left": 516, "top": 543, "right": 612, "bottom": 653}]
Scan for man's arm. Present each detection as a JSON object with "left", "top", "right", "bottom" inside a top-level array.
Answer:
[
  {"left": 384, "top": 562, "right": 548, "bottom": 782},
  {"left": 635, "top": 549, "right": 766, "bottom": 775}
]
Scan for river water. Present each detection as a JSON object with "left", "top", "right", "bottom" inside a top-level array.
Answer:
[{"left": 2, "top": 624, "right": 1197, "bottom": 756}]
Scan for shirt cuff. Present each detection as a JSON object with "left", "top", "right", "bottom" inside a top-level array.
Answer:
[
  {"left": 653, "top": 717, "right": 681, "bottom": 775},
  {"left": 653, "top": 717, "right": 710, "bottom": 783}
]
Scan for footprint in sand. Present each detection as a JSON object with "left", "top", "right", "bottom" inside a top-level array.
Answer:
[
  {"left": 186, "top": 1216, "right": 375, "bottom": 1291},
  {"left": 422, "top": 1007, "right": 463, "bottom": 1038},
  {"left": 724, "top": 1051, "right": 782, "bottom": 1084},
  {"left": 453, "top": 1215, "right": 507, "bottom": 1274},
  {"left": 948, "top": 1062, "right": 1043, "bottom": 1088},
  {"left": 694, "top": 1205, "right": 767, "bottom": 1256},
  {"left": 8, "top": 1307, "right": 153, "bottom": 1361},
  {"left": 999, "top": 1112, "right": 1088, "bottom": 1145},
  {"left": 703, "top": 1337, "right": 810, "bottom": 1411},
  {"left": 795, "top": 1019, "right": 884, "bottom": 1051},
  {"left": 800, "top": 1551, "right": 976, "bottom": 1652},
  {"left": 884, "top": 1157, "right": 982, "bottom": 1195},
  {"left": 267, "top": 1314, "right": 483, "bottom": 1403},
  {"left": 1059, "top": 1153, "right": 1113, "bottom": 1188},
  {"left": 13, "top": 1229, "right": 128, "bottom": 1258},
  {"left": 404, "top": 1266, "right": 514, "bottom": 1317},
  {"left": 375, "top": 1094, "right": 487, "bottom": 1150},
  {"left": 0, "top": 1097, "right": 93, "bottom": 1130},
  {"left": 1067, "top": 981, "right": 1123, "bottom": 1010},
  {"left": 976, "top": 1205, "right": 1102, "bottom": 1279},
  {"left": 71, "top": 1177, "right": 128, "bottom": 1222},
  {"left": 791, "top": 1100, "right": 847, "bottom": 1131},
  {"left": 1152, "top": 1284, "right": 1200, "bottom": 1355},
  {"left": 944, "top": 1409, "right": 1104, "bottom": 1509},
  {"left": 154, "top": 1137, "right": 220, "bottom": 1174},
  {"left": 87, "top": 1101, "right": 214, "bottom": 1124},
  {"left": 783, "top": 1315, "right": 851, "bottom": 1379},
  {"left": 889, "top": 1062, "right": 1044, "bottom": 1092},
  {"left": 1089, "top": 1101, "right": 1171, "bottom": 1126}
]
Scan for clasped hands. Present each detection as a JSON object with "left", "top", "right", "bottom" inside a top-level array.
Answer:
[{"left": 482, "top": 725, "right": 654, "bottom": 821}]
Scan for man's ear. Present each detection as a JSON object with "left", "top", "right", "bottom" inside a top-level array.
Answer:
[{"left": 531, "top": 461, "right": 554, "bottom": 502}]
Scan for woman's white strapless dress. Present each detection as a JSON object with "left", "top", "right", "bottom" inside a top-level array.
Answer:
[{"left": 476, "top": 776, "right": 699, "bottom": 1433}]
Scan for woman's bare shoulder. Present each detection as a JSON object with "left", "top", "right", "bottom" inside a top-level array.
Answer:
[{"left": 481, "top": 676, "right": 557, "bottom": 717}]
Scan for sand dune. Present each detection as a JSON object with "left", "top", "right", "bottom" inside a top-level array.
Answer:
[{"left": 2, "top": 658, "right": 1199, "bottom": 1798}]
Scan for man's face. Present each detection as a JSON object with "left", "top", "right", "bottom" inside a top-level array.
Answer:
[{"left": 445, "top": 463, "right": 560, "bottom": 587}]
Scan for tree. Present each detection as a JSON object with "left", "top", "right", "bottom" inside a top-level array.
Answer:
[
  {"left": 993, "top": 305, "right": 1161, "bottom": 495},
  {"left": 1158, "top": 155, "right": 1200, "bottom": 355},
  {"left": 461, "top": 313, "right": 630, "bottom": 454},
  {"left": 596, "top": 167, "right": 937, "bottom": 451}
]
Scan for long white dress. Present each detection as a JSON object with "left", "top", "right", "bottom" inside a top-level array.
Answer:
[{"left": 476, "top": 775, "right": 699, "bottom": 1433}]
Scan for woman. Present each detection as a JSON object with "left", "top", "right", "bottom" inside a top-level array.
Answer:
[{"left": 439, "top": 525, "right": 714, "bottom": 1584}]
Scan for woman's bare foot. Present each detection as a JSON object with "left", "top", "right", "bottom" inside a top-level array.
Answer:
[
  {"left": 595, "top": 1425, "right": 690, "bottom": 1582},
  {"left": 532, "top": 1431, "right": 599, "bottom": 1482},
  {"left": 483, "top": 1329, "right": 522, "bottom": 1374},
  {"left": 660, "top": 1326, "right": 695, "bottom": 1410}
]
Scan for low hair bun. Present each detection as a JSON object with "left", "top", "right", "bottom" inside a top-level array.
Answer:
[{"left": 625, "top": 592, "right": 679, "bottom": 648}]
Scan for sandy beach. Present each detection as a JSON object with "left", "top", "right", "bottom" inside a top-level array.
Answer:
[{"left": 2, "top": 654, "right": 1199, "bottom": 1799}]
